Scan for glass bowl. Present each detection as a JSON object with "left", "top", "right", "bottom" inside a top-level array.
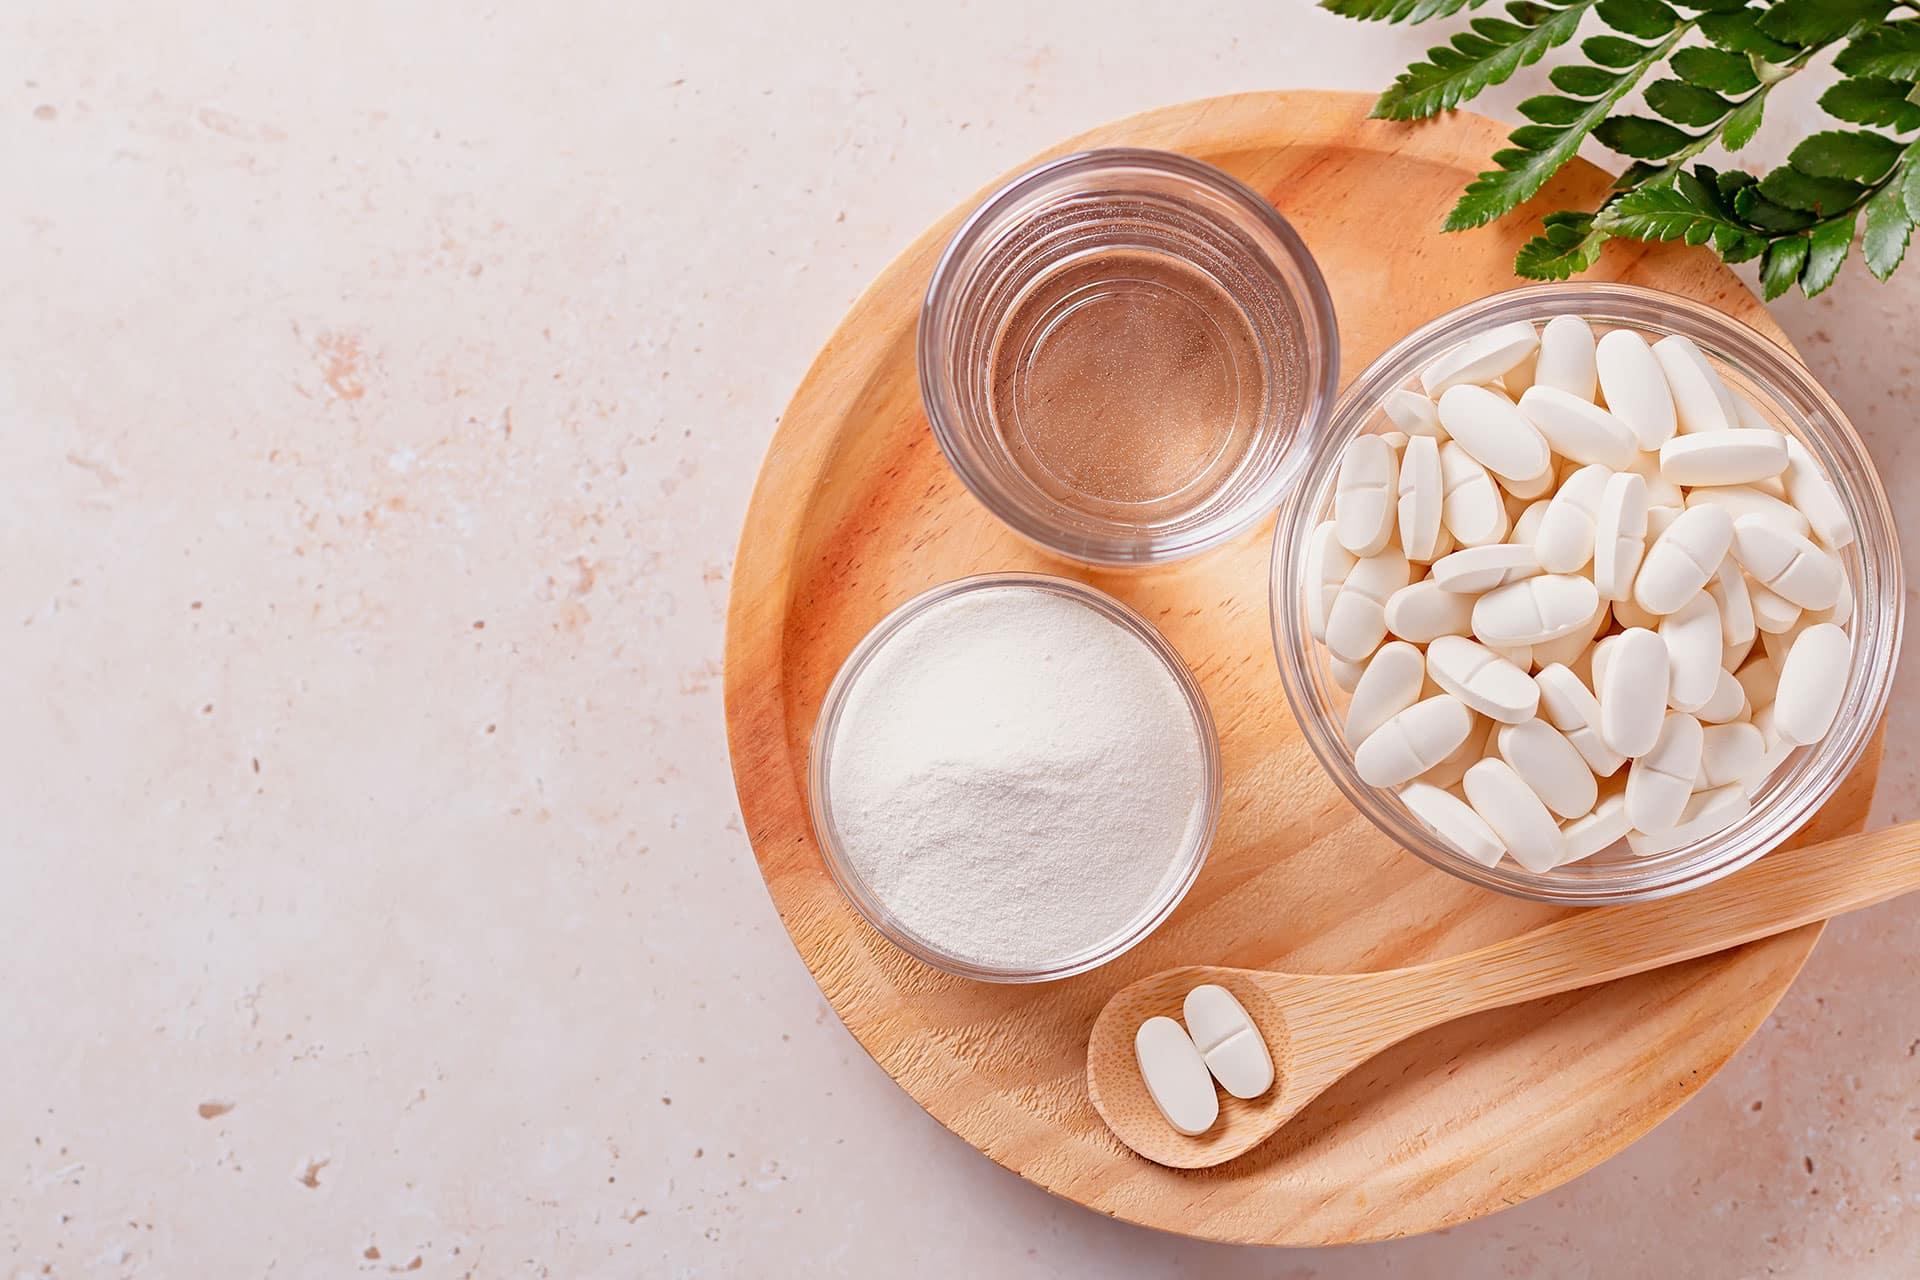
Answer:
[
  {"left": 919, "top": 148, "right": 1339, "bottom": 567},
  {"left": 1271, "top": 283, "right": 1902, "bottom": 905},
  {"left": 809, "top": 573, "right": 1222, "bottom": 980}
]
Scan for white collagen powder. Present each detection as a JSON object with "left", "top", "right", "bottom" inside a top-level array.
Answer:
[{"left": 825, "top": 585, "right": 1209, "bottom": 969}]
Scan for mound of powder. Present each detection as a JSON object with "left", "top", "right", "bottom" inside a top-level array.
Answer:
[{"left": 826, "top": 585, "right": 1208, "bottom": 969}]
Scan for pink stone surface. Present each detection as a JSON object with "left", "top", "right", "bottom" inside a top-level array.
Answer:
[{"left": 6, "top": 2, "right": 1919, "bottom": 1275}]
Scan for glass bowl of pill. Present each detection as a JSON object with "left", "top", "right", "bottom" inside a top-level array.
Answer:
[{"left": 1270, "top": 283, "right": 1901, "bottom": 905}]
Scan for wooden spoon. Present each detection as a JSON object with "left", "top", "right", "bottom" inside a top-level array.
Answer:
[{"left": 1088, "top": 820, "right": 1920, "bottom": 1168}]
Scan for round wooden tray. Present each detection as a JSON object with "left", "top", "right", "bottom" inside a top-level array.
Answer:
[{"left": 722, "top": 91, "right": 1882, "bottom": 1245}]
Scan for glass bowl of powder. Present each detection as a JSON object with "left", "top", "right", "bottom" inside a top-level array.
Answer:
[{"left": 808, "top": 574, "right": 1221, "bottom": 982}]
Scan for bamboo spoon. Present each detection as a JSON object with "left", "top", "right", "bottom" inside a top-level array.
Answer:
[{"left": 1088, "top": 820, "right": 1920, "bottom": 1169}]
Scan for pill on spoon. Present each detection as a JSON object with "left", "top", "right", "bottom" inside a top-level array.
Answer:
[
  {"left": 1425, "top": 634, "right": 1540, "bottom": 724},
  {"left": 1345, "top": 640, "right": 1426, "bottom": 744},
  {"left": 1659, "top": 430, "right": 1789, "bottom": 487},
  {"left": 1634, "top": 503, "right": 1734, "bottom": 615},
  {"left": 1420, "top": 320, "right": 1540, "bottom": 396},
  {"left": 1462, "top": 758, "right": 1565, "bottom": 872},
  {"left": 1626, "top": 712, "right": 1704, "bottom": 833},
  {"left": 1497, "top": 717, "right": 1598, "bottom": 820},
  {"left": 1519, "top": 386, "right": 1637, "bottom": 468},
  {"left": 1652, "top": 333, "right": 1739, "bottom": 434},
  {"left": 1182, "top": 985, "right": 1273, "bottom": 1101},
  {"left": 1772, "top": 622, "right": 1850, "bottom": 745},
  {"left": 1730, "top": 515, "right": 1842, "bottom": 611},
  {"left": 1334, "top": 434, "right": 1399, "bottom": 556},
  {"left": 1599, "top": 627, "right": 1669, "bottom": 757},
  {"left": 1439, "top": 441, "right": 1510, "bottom": 546},
  {"left": 1400, "top": 781, "right": 1504, "bottom": 865},
  {"left": 1437, "top": 384, "right": 1553, "bottom": 487},
  {"left": 1354, "top": 694, "right": 1475, "bottom": 788},
  {"left": 1595, "top": 329, "right": 1677, "bottom": 449},
  {"left": 1133, "top": 1016, "right": 1218, "bottom": 1136},
  {"left": 1534, "top": 315, "right": 1597, "bottom": 401}
]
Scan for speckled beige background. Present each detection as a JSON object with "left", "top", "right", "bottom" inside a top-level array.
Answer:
[{"left": 6, "top": 2, "right": 1919, "bottom": 1276}]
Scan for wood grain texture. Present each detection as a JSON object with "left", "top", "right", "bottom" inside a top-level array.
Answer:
[
  {"left": 722, "top": 91, "right": 1884, "bottom": 1245},
  {"left": 1089, "top": 821, "right": 1920, "bottom": 1169}
]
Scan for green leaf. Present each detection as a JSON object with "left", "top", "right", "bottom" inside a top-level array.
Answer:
[
  {"left": 1594, "top": 182, "right": 1756, "bottom": 251},
  {"left": 1519, "top": 93, "right": 1598, "bottom": 124},
  {"left": 1835, "top": 20, "right": 1920, "bottom": 80},
  {"left": 1513, "top": 211, "right": 1612, "bottom": 278},
  {"left": 1698, "top": 10, "right": 1796, "bottom": 61},
  {"left": 1759, "top": 0, "right": 1894, "bottom": 48},
  {"left": 1819, "top": 77, "right": 1920, "bottom": 131},
  {"left": 1761, "top": 236, "right": 1810, "bottom": 299},
  {"left": 1905, "top": 161, "right": 1920, "bottom": 220},
  {"left": 1722, "top": 89, "right": 1768, "bottom": 150},
  {"left": 1550, "top": 63, "right": 1621, "bottom": 95},
  {"left": 1800, "top": 212, "right": 1858, "bottom": 295},
  {"left": 1736, "top": 181, "right": 1819, "bottom": 230},
  {"left": 1715, "top": 167, "right": 1759, "bottom": 201},
  {"left": 1320, "top": 0, "right": 1488, "bottom": 20},
  {"left": 1596, "top": 0, "right": 1677, "bottom": 38},
  {"left": 1595, "top": 114, "right": 1695, "bottom": 157},
  {"left": 1759, "top": 164, "right": 1867, "bottom": 214},
  {"left": 1445, "top": 25, "right": 1682, "bottom": 229},
  {"left": 1789, "top": 129, "right": 1906, "bottom": 182},
  {"left": 1669, "top": 46, "right": 1759, "bottom": 93},
  {"left": 1372, "top": 0, "right": 1596, "bottom": 119},
  {"left": 1645, "top": 78, "right": 1734, "bottom": 124},
  {"left": 1862, "top": 176, "right": 1916, "bottom": 278},
  {"left": 1585, "top": 34, "right": 1656, "bottom": 67}
]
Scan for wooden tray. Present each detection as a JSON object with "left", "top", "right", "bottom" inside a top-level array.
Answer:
[{"left": 722, "top": 91, "right": 1882, "bottom": 1245}]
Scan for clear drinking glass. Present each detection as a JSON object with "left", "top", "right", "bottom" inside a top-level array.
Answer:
[
  {"left": 920, "top": 149, "right": 1338, "bottom": 566},
  {"left": 1271, "top": 284, "right": 1902, "bottom": 905}
]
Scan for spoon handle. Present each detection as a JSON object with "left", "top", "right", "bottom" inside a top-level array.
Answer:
[{"left": 1393, "top": 821, "right": 1920, "bottom": 1025}]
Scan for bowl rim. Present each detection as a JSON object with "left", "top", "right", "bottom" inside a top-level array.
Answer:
[
  {"left": 1271, "top": 282, "right": 1904, "bottom": 905},
  {"left": 808, "top": 572, "right": 1223, "bottom": 979},
  {"left": 917, "top": 146, "right": 1341, "bottom": 567}
]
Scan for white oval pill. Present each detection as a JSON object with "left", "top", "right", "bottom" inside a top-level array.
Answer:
[
  {"left": 1652, "top": 333, "right": 1739, "bottom": 434},
  {"left": 1335, "top": 434, "right": 1399, "bottom": 556},
  {"left": 1535, "top": 663, "right": 1627, "bottom": 777},
  {"left": 1498, "top": 717, "right": 1598, "bottom": 820},
  {"left": 1626, "top": 712, "right": 1704, "bottom": 833},
  {"left": 1696, "top": 665, "right": 1749, "bottom": 725},
  {"left": 1420, "top": 319, "right": 1540, "bottom": 396},
  {"left": 1304, "top": 520, "right": 1357, "bottom": 644},
  {"left": 1430, "top": 543, "right": 1540, "bottom": 593},
  {"left": 1535, "top": 463, "right": 1614, "bottom": 574},
  {"left": 1659, "top": 429, "right": 1789, "bottom": 487},
  {"left": 1380, "top": 430, "right": 1409, "bottom": 453},
  {"left": 1592, "top": 470, "right": 1648, "bottom": 602},
  {"left": 1183, "top": 985, "right": 1273, "bottom": 1101},
  {"left": 1400, "top": 781, "right": 1505, "bottom": 866},
  {"left": 1781, "top": 436, "right": 1854, "bottom": 549},
  {"left": 1519, "top": 386, "right": 1637, "bottom": 468},
  {"left": 1345, "top": 640, "right": 1426, "bottom": 744},
  {"left": 1534, "top": 315, "right": 1597, "bottom": 401},
  {"left": 1462, "top": 758, "right": 1565, "bottom": 872},
  {"left": 1759, "top": 616, "right": 1808, "bottom": 672},
  {"left": 1501, "top": 465, "right": 1556, "bottom": 501},
  {"left": 1473, "top": 574, "right": 1600, "bottom": 647},
  {"left": 1355, "top": 694, "right": 1475, "bottom": 788},
  {"left": 1325, "top": 547, "right": 1411, "bottom": 664},
  {"left": 1328, "top": 655, "right": 1366, "bottom": 692},
  {"left": 1418, "top": 714, "right": 1492, "bottom": 789},
  {"left": 1747, "top": 580, "right": 1802, "bottom": 635},
  {"left": 1684, "top": 485, "right": 1810, "bottom": 539},
  {"left": 1511, "top": 498, "right": 1552, "bottom": 551},
  {"left": 1590, "top": 633, "right": 1618, "bottom": 693},
  {"left": 1740, "top": 731, "right": 1796, "bottom": 798},
  {"left": 1660, "top": 592, "right": 1722, "bottom": 714},
  {"left": 1730, "top": 514, "right": 1842, "bottom": 611},
  {"left": 1531, "top": 597, "right": 1608, "bottom": 671},
  {"left": 1397, "top": 434, "right": 1445, "bottom": 561},
  {"left": 1595, "top": 329, "right": 1676, "bottom": 449},
  {"left": 1773, "top": 622, "right": 1850, "bottom": 745},
  {"left": 1599, "top": 627, "right": 1670, "bottom": 757},
  {"left": 1385, "top": 580, "right": 1475, "bottom": 643},
  {"left": 1628, "top": 783, "right": 1750, "bottom": 857},
  {"left": 1706, "top": 557, "right": 1756, "bottom": 650},
  {"left": 1439, "top": 441, "right": 1510, "bottom": 547},
  {"left": 1625, "top": 447, "right": 1685, "bottom": 509},
  {"left": 1134, "top": 1016, "right": 1218, "bottom": 1136},
  {"left": 1699, "top": 721, "right": 1765, "bottom": 789},
  {"left": 1425, "top": 634, "right": 1540, "bottom": 725},
  {"left": 1437, "top": 384, "right": 1552, "bottom": 487},
  {"left": 1502, "top": 348, "right": 1539, "bottom": 398},
  {"left": 1560, "top": 793, "right": 1632, "bottom": 864},
  {"left": 1383, "top": 386, "right": 1444, "bottom": 438},
  {"left": 1634, "top": 503, "right": 1734, "bottom": 615}
]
